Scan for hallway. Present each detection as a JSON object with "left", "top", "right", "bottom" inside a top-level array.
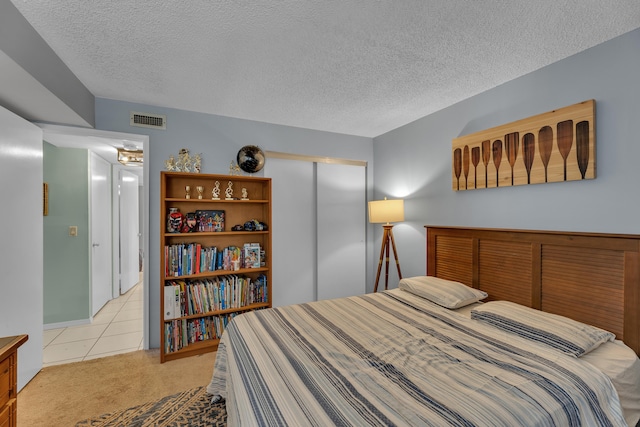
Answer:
[{"left": 42, "top": 278, "right": 143, "bottom": 367}]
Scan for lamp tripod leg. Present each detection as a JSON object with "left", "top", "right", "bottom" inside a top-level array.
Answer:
[
  {"left": 389, "top": 228, "right": 402, "bottom": 280},
  {"left": 373, "top": 227, "right": 390, "bottom": 293}
]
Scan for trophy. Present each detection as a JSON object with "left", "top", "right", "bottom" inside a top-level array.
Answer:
[
  {"left": 212, "top": 181, "right": 221, "bottom": 200},
  {"left": 185, "top": 185, "right": 191, "bottom": 199},
  {"left": 225, "top": 181, "right": 234, "bottom": 200},
  {"left": 196, "top": 186, "right": 204, "bottom": 199}
]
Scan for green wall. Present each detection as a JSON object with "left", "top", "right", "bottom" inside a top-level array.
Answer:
[{"left": 43, "top": 142, "right": 90, "bottom": 325}]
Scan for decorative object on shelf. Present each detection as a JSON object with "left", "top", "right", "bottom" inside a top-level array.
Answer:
[
  {"left": 237, "top": 145, "right": 265, "bottom": 173},
  {"left": 196, "top": 210, "right": 225, "bottom": 232},
  {"left": 193, "top": 153, "right": 202, "bottom": 173},
  {"left": 164, "top": 155, "right": 175, "bottom": 171},
  {"left": 231, "top": 224, "right": 245, "bottom": 231},
  {"left": 241, "top": 187, "right": 249, "bottom": 200},
  {"left": 368, "top": 197, "right": 404, "bottom": 292},
  {"left": 165, "top": 149, "right": 202, "bottom": 173},
  {"left": 183, "top": 212, "right": 198, "bottom": 233},
  {"left": 212, "top": 181, "right": 221, "bottom": 200},
  {"left": 452, "top": 99, "right": 595, "bottom": 190},
  {"left": 185, "top": 185, "right": 191, "bottom": 199},
  {"left": 229, "top": 161, "right": 241, "bottom": 176},
  {"left": 167, "top": 208, "right": 183, "bottom": 233},
  {"left": 225, "top": 181, "right": 234, "bottom": 200},
  {"left": 196, "top": 186, "right": 204, "bottom": 199},
  {"left": 239, "top": 219, "right": 268, "bottom": 231}
]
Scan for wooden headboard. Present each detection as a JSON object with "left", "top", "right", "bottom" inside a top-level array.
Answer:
[{"left": 425, "top": 226, "right": 640, "bottom": 356}]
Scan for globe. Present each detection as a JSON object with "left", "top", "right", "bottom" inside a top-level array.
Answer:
[{"left": 237, "top": 145, "right": 265, "bottom": 173}]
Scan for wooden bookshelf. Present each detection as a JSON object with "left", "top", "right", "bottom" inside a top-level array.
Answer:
[{"left": 160, "top": 172, "right": 272, "bottom": 362}]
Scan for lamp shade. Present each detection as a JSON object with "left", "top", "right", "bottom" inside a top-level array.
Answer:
[{"left": 368, "top": 198, "right": 404, "bottom": 224}]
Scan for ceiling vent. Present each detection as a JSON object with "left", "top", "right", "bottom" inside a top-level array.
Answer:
[{"left": 130, "top": 111, "right": 166, "bottom": 130}]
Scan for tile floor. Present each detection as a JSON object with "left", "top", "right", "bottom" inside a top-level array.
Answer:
[{"left": 42, "top": 279, "right": 144, "bottom": 367}]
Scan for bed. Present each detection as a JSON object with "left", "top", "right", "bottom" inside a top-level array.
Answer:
[{"left": 207, "top": 227, "right": 640, "bottom": 426}]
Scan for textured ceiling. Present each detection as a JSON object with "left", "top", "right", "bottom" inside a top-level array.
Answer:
[{"left": 10, "top": 0, "right": 640, "bottom": 137}]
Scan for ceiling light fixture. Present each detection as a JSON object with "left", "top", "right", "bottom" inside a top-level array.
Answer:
[{"left": 117, "top": 147, "right": 144, "bottom": 166}]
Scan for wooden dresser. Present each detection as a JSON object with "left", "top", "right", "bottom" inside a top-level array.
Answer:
[{"left": 0, "top": 335, "right": 28, "bottom": 427}]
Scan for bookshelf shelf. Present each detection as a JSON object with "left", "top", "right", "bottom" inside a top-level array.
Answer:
[{"left": 160, "top": 172, "right": 272, "bottom": 362}]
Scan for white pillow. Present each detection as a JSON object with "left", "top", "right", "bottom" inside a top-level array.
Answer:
[
  {"left": 471, "top": 301, "right": 615, "bottom": 357},
  {"left": 398, "top": 276, "right": 488, "bottom": 309}
]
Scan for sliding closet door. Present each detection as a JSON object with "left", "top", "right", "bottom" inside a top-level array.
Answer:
[
  {"left": 317, "top": 163, "right": 366, "bottom": 299},
  {"left": 266, "top": 156, "right": 366, "bottom": 306},
  {"left": 265, "top": 158, "right": 316, "bottom": 306}
]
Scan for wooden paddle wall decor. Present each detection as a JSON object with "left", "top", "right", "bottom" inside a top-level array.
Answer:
[{"left": 452, "top": 100, "right": 595, "bottom": 191}]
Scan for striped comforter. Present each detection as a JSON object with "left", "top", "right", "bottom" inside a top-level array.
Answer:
[{"left": 207, "top": 289, "right": 626, "bottom": 426}]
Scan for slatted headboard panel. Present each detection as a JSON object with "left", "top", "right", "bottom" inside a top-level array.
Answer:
[{"left": 425, "top": 226, "right": 640, "bottom": 356}]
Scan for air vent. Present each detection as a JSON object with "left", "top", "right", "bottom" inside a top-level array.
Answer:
[{"left": 130, "top": 111, "right": 166, "bottom": 130}]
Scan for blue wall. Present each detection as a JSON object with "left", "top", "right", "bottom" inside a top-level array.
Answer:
[
  {"left": 373, "top": 28, "right": 640, "bottom": 282},
  {"left": 94, "top": 101, "right": 373, "bottom": 348}
]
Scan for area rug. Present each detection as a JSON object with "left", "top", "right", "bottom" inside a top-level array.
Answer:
[{"left": 75, "top": 386, "right": 226, "bottom": 427}]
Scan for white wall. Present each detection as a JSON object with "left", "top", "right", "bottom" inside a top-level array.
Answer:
[
  {"left": 0, "top": 105, "right": 43, "bottom": 390},
  {"left": 373, "top": 28, "right": 640, "bottom": 282}
]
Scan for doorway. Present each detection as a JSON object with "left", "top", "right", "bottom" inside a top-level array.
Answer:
[{"left": 40, "top": 125, "right": 149, "bottom": 366}]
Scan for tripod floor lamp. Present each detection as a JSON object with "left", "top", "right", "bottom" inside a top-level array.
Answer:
[{"left": 369, "top": 197, "right": 404, "bottom": 292}]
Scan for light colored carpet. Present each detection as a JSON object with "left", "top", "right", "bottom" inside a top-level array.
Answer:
[{"left": 17, "top": 349, "right": 216, "bottom": 427}]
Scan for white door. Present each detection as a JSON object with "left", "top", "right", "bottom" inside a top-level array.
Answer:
[
  {"left": 0, "top": 106, "right": 43, "bottom": 390},
  {"left": 317, "top": 163, "right": 366, "bottom": 300},
  {"left": 119, "top": 170, "right": 140, "bottom": 294},
  {"left": 265, "top": 158, "right": 316, "bottom": 306},
  {"left": 265, "top": 156, "right": 367, "bottom": 305},
  {"left": 90, "top": 152, "right": 113, "bottom": 316}
]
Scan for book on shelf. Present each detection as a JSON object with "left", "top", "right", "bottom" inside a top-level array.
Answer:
[
  {"left": 164, "top": 275, "right": 269, "bottom": 318},
  {"left": 243, "top": 243, "right": 261, "bottom": 269}
]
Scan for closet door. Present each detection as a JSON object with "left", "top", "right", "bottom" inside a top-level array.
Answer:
[
  {"left": 265, "top": 158, "right": 316, "bottom": 306},
  {"left": 265, "top": 156, "right": 366, "bottom": 306},
  {"left": 317, "top": 163, "right": 366, "bottom": 299}
]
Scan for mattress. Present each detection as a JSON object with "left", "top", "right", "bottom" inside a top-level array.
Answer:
[{"left": 208, "top": 289, "right": 631, "bottom": 426}]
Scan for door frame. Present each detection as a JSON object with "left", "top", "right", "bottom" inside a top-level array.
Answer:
[{"left": 38, "top": 124, "right": 150, "bottom": 349}]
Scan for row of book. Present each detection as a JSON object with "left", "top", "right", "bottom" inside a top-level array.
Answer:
[
  {"left": 164, "top": 274, "right": 268, "bottom": 320},
  {"left": 164, "top": 243, "right": 264, "bottom": 277},
  {"left": 163, "top": 314, "right": 236, "bottom": 354}
]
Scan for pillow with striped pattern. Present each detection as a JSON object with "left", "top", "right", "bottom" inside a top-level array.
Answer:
[
  {"left": 398, "top": 276, "right": 488, "bottom": 309},
  {"left": 471, "top": 300, "right": 615, "bottom": 357}
]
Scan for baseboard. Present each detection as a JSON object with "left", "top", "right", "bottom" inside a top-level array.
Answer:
[{"left": 44, "top": 318, "right": 91, "bottom": 330}]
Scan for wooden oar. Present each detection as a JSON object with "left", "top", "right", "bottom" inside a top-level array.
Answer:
[
  {"left": 505, "top": 132, "right": 519, "bottom": 186},
  {"left": 576, "top": 121, "right": 589, "bottom": 179},
  {"left": 453, "top": 148, "right": 462, "bottom": 190},
  {"left": 492, "top": 140, "right": 502, "bottom": 187},
  {"left": 557, "top": 120, "right": 573, "bottom": 181},
  {"left": 538, "top": 126, "right": 553, "bottom": 182},
  {"left": 463, "top": 146, "right": 470, "bottom": 189},
  {"left": 471, "top": 147, "right": 480, "bottom": 189},
  {"left": 481, "top": 140, "right": 491, "bottom": 188},
  {"left": 522, "top": 133, "right": 535, "bottom": 184}
]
